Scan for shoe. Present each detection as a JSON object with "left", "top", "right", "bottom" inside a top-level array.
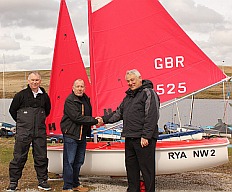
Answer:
[
  {"left": 73, "top": 185, "right": 89, "bottom": 192},
  {"left": 6, "top": 182, "right": 18, "bottom": 191},
  {"left": 38, "top": 181, "right": 51, "bottom": 191}
]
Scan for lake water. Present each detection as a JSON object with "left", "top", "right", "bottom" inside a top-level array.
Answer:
[
  {"left": 159, "top": 98, "right": 232, "bottom": 128},
  {"left": 1, "top": 98, "right": 232, "bottom": 128}
]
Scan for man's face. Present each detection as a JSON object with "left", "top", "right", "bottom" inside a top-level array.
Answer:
[
  {"left": 28, "top": 73, "right": 41, "bottom": 91},
  {"left": 126, "top": 73, "right": 142, "bottom": 90},
  {"left": 73, "top": 80, "right": 85, "bottom": 96}
]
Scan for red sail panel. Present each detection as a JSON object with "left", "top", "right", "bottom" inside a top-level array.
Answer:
[
  {"left": 88, "top": 0, "right": 227, "bottom": 116},
  {"left": 46, "top": 0, "right": 90, "bottom": 135}
]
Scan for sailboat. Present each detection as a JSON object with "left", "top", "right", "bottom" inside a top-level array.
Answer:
[
  {"left": 47, "top": 0, "right": 230, "bottom": 176},
  {"left": 0, "top": 55, "right": 16, "bottom": 137},
  {"left": 45, "top": 0, "right": 91, "bottom": 136}
]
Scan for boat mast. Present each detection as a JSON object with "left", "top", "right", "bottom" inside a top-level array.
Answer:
[
  {"left": 221, "top": 60, "right": 229, "bottom": 136},
  {"left": 2, "top": 54, "right": 5, "bottom": 122},
  {"left": 175, "top": 100, "right": 182, "bottom": 129},
  {"left": 188, "top": 95, "right": 195, "bottom": 126}
]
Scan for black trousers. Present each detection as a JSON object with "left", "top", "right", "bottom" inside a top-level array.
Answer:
[
  {"left": 9, "top": 107, "right": 48, "bottom": 183},
  {"left": 9, "top": 135, "right": 48, "bottom": 183},
  {"left": 125, "top": 138, "right": 156, "bottom": 192}
]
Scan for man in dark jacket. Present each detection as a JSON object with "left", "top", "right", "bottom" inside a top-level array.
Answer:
[
  {"left": 7, "top": 71, "right": 51, "bottom": 191},
  {"left": 99, "top": 69, "right": 160, "bottom": 192},
  {"left": 60, "top": 79, "right": 100, "bottom": 192}
]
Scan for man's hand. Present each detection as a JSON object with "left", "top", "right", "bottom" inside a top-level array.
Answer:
[
  {"left": 141, "top": 137, "right": 149, "bottom": 147},
  {"left": 95, "top": 117, "right": 104, "bottom": 126}
]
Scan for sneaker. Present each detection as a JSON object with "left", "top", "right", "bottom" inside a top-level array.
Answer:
[
  {"left": 73, "top": 185, "right": 89, "bottom": 192},
  {"left": 38, "top": 181, "right": 51, "bottom": 191},
  {"left": 6, "top": 182, "right": 18, "bottom": 191}
]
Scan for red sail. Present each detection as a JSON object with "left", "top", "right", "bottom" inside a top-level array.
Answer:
[
  {"left": 88, "top": 0, "right": 227, "bottom": 116},
  {"left": 46, "top": 0, "right": 90, "bottom": 135}
]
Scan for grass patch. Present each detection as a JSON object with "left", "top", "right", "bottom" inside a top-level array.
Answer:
[{"left": 0, "top": 137, "right": 63, "bottom": 191}]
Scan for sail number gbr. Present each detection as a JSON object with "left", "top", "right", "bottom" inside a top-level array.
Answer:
[{"left": 156, "top": 82, "right": 187, "bottom": 95}]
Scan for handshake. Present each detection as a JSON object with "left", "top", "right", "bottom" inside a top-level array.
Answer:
[{"left": 95, "top": 117, "right": 104, "bottom": 126}]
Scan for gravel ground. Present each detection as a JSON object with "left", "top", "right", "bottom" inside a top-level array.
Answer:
[
  {"left": 10, "top": 170, "right": 232, "bottom": 191},
  {"left": 79, "top": 170, "right": 232, "bottom": 192}
]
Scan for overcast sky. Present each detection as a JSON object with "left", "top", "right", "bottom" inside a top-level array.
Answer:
[{"left": 0, "top": 0, "right": 231, "bottom": 72}]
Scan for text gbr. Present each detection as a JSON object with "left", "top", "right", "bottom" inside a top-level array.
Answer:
[{"left": 154, "top": 56, "right": 186, "bottom": 96}]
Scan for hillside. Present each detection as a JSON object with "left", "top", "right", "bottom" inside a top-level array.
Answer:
[{"left": 0, "top": 66, "right": 231, "bottom": 99}]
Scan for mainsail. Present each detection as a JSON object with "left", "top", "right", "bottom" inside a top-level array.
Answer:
[
  {"left": 46, "top": 0, "right": 90, "bottom": 135},
  {"left": 88, "top": 0, "right": 227, "bottom": 116}
]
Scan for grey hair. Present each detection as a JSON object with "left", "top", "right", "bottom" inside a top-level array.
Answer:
[
  {"left": 28, "top": 71, "right": 41, "bottom": 80},
  {"left": 73, "top": 79, "right": 85, "bottom": 86},
  {"left": 125, "top": 69, "right": 141, "bottom": 79}
]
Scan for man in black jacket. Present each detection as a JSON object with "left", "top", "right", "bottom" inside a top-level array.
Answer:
[
  {"left": 98, "top": 69, "right": 160, "bottom": 192},
  {"left": 61, "top": 79, "right": 100, "bottom": 192},
  {"left": 7, "top": 71, "right": 51, "bottom": 191}
]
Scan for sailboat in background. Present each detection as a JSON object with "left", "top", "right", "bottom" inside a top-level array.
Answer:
[
  {"left": 47, "top": 0, "right": 229, "bottom": 176},
  {"left": 45, "top": 0, "right": 91, "bottom": 136},
  {"left": 0, "top": 54, "right": 16, "bottom": 137}
]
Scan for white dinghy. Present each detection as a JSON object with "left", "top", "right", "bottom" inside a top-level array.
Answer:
[{"left": 47, "top": 138, "right": 229, "bottom": 176}]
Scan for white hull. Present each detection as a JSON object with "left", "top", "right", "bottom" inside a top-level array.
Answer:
[
  {"left": 47, "top": 138, "right": 229, "bottom": 176},
  {"left": 161, "top": 132, "right": 203, "bottom": 141},
  {"left": 94, "top": 126, "right": 203, "bottom": 141},
  {"left": 96, "top": 133, "right": 122, "bottom": 140},
  {"left": 159, "top": 130, "right": 203, "bottom": 141}
]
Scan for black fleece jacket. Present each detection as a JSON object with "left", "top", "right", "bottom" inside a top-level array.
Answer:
[
  {"left": 60, "top": 92, "right": 98, "bottom": 140},
  {"left": 103, "top": 80, "right": 160, "bottom": 139}
]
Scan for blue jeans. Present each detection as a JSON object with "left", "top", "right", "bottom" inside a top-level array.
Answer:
[{"left": 63, "top": 136, "right": 87, "bottom": 190}]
